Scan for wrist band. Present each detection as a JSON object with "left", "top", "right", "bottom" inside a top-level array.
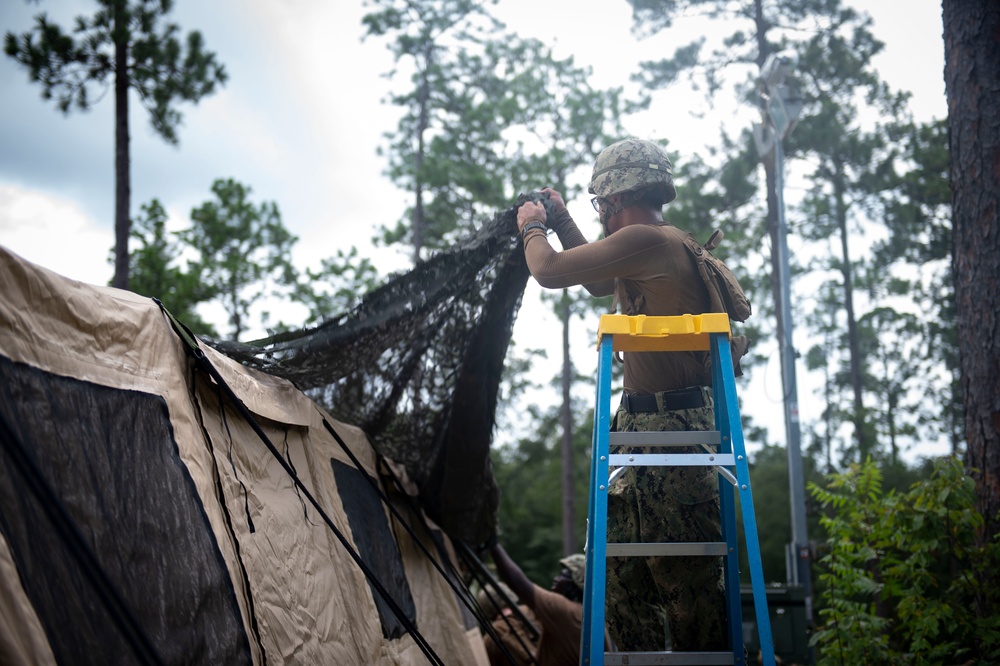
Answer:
[{"left": 522, "top": 220, "right": 547, "bottom": 236}]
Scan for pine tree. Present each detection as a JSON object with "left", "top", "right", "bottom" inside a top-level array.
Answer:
[
  {"left": 943, "top": 0, "right": 1000, "bottom": 595},
  {"left": 628, "top": 0, "right": 922, "bottom": 463},
  {"left": 5, "top": 0, "right": 226, "bottom": 290},
  {"left": 362, "top": 0, "right": 502, "bottom": 263},
  {"left": 182, "top": 179, "right": 298, "bottom": 341},
  {"left": 870, "top": 119, "right": 960, "bottom": 458},
  {"left": 365, "top": 1, "right": 629, "bottom": 557},
  {"left": 128, "top": 197, "right": 217, "bottom": 336}
]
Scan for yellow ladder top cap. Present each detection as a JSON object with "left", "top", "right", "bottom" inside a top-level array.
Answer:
[{"left": 596, "top": 313, "right": 731, "bottom": 352}]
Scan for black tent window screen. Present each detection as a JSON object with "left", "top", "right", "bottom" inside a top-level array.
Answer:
[
  {"left": 332, "top": 458, "right": 417, "bottom": 640},
  {"left": 0, "top": 355, "right": 252, "bottom": 666}
]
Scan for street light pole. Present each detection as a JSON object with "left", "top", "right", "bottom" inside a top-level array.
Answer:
[
  {"left": 754, "top": 50, "right": 814, "bottom": 651},
  {"left": 773, "top": 117, "right": 811, "bottom": 597}
]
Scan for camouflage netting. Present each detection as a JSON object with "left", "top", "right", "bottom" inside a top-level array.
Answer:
[{"left": 210, "top": 195, "right": 551, "bottom": 547}]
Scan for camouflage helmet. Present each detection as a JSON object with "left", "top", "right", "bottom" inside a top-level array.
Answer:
[
  {"left": 558, "top": 553, "right": 587, "bottom": 590},
  {"left": 588, "top": 138, "right": 676, "bottom": 204}
]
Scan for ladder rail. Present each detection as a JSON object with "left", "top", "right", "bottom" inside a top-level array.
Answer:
[
  {"left": 581, "top": 336, "right": 614, "bottom": 664},
  {"left": 711, "top": 335, "right": 775, "bottom": 663},
  {"left": 712, "top": 333, "right": 745, "bottom": 665}
]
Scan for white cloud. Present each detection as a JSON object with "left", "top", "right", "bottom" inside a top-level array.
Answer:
[{"left": 0, "top": 183, "right": 113, "bottom": 286}]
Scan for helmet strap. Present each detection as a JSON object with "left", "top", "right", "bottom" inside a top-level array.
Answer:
[{"left": 602, "top": 194, "right": 626, "bottom": 223}]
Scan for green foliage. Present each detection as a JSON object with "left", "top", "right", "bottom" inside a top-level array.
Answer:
[
  {"left": 669, "top": 139, "right": 760, "bottom": 244},
  {"left": 869, "top": 120, "right": 961, "bottom": 455},
  {"left": 802, "top": 118, "right": 960, "bottom": 465},
  {"left": 5, "top": 0, "right": 227, "bottom": 289},
  {"left": 363, "top": 0, "right": 626, "bottom": 262},
  {"left": 4, "top": 0, "right": 227, "bottom": 143},
  {"left": 293, "top": 248, "right": 381, "bottom": 326},
  {"left": 788, "top": 6, "right": 913, "bottom": 465},
  {"left": 855, "top": 307, "right": 921, "bottom": 464},
  {"left": 736, "top": 443, "right": 824, "bottom": 585},
  {"left": 810, "top": 458, "right": 1000, "bottom": 665},
  {"left": 182, "top": 178, "right": 298, "bottom": 341},
  {"left": 874, "top": 120, "right": 951, "bottom": 266},
  {"left": 125, "top": 186, "right": 376, "bottom": 341},
  {"left": 126, "top": 198, "right": 217, "bottom": 336},
  {"left": 363, "top": 0, "right": 503, "bottom": 260},
  {"left": 501, "top": 39, "right": 627, "bottom": 201},
  {"left": 117, "top": 190, "right": 322, "bottom": 339}
]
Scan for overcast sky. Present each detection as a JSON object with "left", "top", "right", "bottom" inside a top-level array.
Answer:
[{"left": 0, "top": 0, "right": 949, "bottom": 460}]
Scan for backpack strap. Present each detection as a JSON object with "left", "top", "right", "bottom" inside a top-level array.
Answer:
[{"left": 705, "top": 229, "right": 724, "bottom": 251}]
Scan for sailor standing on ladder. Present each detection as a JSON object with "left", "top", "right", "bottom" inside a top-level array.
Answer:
[{"left": 516, "top": 138, "right": 750, "bottom": 653}]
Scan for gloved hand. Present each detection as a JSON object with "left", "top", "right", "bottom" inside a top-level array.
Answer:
[
  {"left": 517, "top": 201, "right": 547, "bottom": 233},
  {"left": 539, "top": 187, "right": 566, "bottom": 216},
  {"left": 515, "top": 189, "right": 569, "bottom": 233},
  {"left": 515, "top": 191, "right": 551, "bottom": 233},
  {"left": 540, "top": 187, "right": 574, "bottom": 232}
]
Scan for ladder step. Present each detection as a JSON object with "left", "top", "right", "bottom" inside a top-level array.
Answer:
[
  {"left": 606, "top": 542, "right": 729, "bottom": 557},
  {"left": 610, "top": 431, "right": 722, "bottom": 447},
  {"left": 604, "top": 650, "right": 735, "bottom": 665},
  {"left": 609, "top": 453, "right": 735, "bottom": 467}
]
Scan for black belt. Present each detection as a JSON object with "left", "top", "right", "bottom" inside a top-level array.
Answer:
[{"left": 620, "top": 386, "right": 706, "bottom": 413}]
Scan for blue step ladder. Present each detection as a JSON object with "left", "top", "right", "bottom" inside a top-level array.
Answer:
[{"left": 580, "top": 314, "right": 775, "bottom": 666}]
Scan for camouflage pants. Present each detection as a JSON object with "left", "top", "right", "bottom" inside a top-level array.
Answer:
[{"left": 605, "top": 386, "right": 727, "bottom": 652}]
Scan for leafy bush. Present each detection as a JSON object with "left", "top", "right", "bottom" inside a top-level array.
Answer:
[{"left": 809, "top": 458, "right": 1000, "bottom": 665}]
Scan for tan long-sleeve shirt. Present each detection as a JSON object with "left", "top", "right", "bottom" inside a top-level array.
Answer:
[{"left": 522, "top": 211, "right": 712, "bottom": 394}]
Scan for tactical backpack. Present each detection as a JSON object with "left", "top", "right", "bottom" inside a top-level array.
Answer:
[
  {"left": 684, "top": 229, "right": 752, "bottom": 375},
  {"left": 683, "top": 229, "right": 751, "bottom": 323}
]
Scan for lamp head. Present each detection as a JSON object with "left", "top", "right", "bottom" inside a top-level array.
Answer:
[{"left": 761, "top": 50, "right": 798, "bottom": 91}]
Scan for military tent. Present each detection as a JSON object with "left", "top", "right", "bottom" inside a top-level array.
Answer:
[{"left": 0, "top": 242, "right": 502, "bottom": 665}]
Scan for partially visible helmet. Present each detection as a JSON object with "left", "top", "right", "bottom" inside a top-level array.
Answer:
[
  {"left": 588, "top": 138, "right": 676, "bottom": 204},
  {"left": 558, "top": 553, "right": 587, "bottom": 590}
]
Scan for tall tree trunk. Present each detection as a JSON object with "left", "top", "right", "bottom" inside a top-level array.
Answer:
[
  {"left": 833, "top": 161, "right": 868, "bottom": 459},
  {"left": 884, "top": 362, "right": 899, "bottom": 467},
  {"left": 412, "top": 47, "right": 432, "bottom": 265},
  {"left": 822, "top": 333, "right": 834, "bottom": 473},
  {"left": 756, "top": 3, "right": 783, "bottom": 346},
  {"left": 943, "top": 0, "right": 1000, "bottom": 548},
  {"left": 560, "top": 293, "right": 576, "bottom": 556},
  {"left": 112, "top": 0, "right": 130, "bottom": 290}
]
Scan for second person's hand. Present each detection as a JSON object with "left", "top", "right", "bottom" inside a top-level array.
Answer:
[{"left": 540, "top": 187, "right": 567, "bottom": 215}]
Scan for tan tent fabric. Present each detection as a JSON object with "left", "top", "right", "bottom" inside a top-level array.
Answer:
[{"left": 0, "top": 245, "right": 488, "bottom": 665}]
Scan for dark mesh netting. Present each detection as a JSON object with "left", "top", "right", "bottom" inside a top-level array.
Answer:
[{"left": 210, "top": 199, "right": 542, "bottom": 546}]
